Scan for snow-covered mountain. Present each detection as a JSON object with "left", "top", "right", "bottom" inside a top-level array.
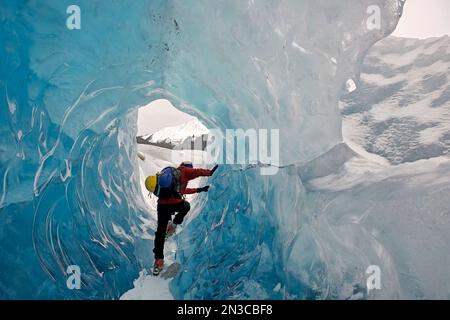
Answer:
[
  {"left": 137, "top": 119, "right": 209, "bottom": 150},
  {"left": 341, "top": 35, "right": 450, "bottom": 164},
  {"left": 291, "top": 35, "right": 450, "bottom": 299}
]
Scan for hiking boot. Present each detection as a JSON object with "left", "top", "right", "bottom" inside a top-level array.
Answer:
[
  {"left": 153, "top": 259, "right": 164, "bottom": 276},
  {"left": 166, "top": 221, "right": 177, "bottom": 238}
]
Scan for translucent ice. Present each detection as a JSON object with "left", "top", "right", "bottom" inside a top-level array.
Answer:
[{"left": 0, "top": 0, "right": 408, "bottom": 299}]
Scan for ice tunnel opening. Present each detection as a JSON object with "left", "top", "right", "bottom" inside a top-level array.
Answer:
[
  {"left": 124, "top": 97, "right": 223, "bottom": 298},
  {"left": 129, "top": 94, "right": 293, "bottom": 299},
  {"left": 135, "top": 98, "right": 214, "bottom": 218}
]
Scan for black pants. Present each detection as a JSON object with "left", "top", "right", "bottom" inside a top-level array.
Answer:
[{"left": 153, "top": 200, "right": 190, "bottom": 259}]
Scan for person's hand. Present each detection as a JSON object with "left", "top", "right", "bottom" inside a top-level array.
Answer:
[
  {"left": 210, "top": 164, "right": 219, "bottom": 175},
  {"left": 197, "top": 186, "right": 210, "bottom": 193}
]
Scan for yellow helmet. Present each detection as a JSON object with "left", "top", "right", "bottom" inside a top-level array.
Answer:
[{"left": 145, "top": 175, "right": 157, "bottom": 192}]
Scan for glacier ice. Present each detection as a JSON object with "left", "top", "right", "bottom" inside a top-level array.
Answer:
[
  {"left": 4, "top": 0, "right": 448, "bottom": 300},
  {"left": 341, "top": 35, "right": 450, "bottom": 164}
]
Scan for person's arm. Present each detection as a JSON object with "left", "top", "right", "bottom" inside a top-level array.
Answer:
[
  {"left": 183, "top": 165, "right": 219, "bottom": 181},
  {"left": 181, "top": 165, "right": 217, "bottom": 194},
  {"left": 183, "top": 167, "right": 212, "bottom": 181},
  {"left": 184, "top": 186, "right": 209, "bottom": 194},
  {"left": 184, "top": 187, "right": 199, "bottom": 194}
]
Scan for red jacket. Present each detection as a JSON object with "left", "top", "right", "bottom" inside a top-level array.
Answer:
[{"left": 157, "top": 166, "right": 212, "bottom": 205}]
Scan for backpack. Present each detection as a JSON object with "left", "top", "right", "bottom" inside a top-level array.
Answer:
[{"left": 153, "top": 166, "right": 181, "bottom": 198}]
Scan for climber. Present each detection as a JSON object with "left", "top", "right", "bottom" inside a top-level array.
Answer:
[{"left": 145, "top": 161, "right": 219, "bottom": 276}]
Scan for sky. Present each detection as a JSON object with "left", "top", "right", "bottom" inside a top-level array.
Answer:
[
  {"left": 393, "top": 0, "right": 450, "bottom": 38},
  {"left": 137, "top": 99, "right": 195, "bottom": 136}
]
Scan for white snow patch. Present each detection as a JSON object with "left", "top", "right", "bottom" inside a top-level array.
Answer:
[
  {"left": 419, "top": 125, "right": 449, "bottom": 145},
  {"left": 345, "top": 79, "right": 357, "bottom": 93},
  {"left": 120, "top": 270, "right": 174, "bottom": 300},
  {"left": 142, "top": 118, "right": 208, "bottom": 145}
]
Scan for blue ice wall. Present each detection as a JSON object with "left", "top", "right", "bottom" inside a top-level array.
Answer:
[
  {"left": 0, "top": 0, "right": 168, "bottom": 298},
  {"left": 162, "top": 0, "right": 403, "bottom": 299},
  {"left": 0, "top": 0, "right": 402, "bottom": 299}
]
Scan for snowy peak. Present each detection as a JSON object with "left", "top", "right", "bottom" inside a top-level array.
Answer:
[
  {"left": 145, "top": 119, "right": 208, "bottom": 142},
  {"left": 137, "top": 119, "right": 209, "bottom": 149}
]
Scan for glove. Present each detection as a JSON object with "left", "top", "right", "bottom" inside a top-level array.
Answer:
[
  {"left": 210, "top": 164, "right": 219, "bottom": 175},
  {"left": 197, "top": 186, "right": 210, "bottom": 193}
]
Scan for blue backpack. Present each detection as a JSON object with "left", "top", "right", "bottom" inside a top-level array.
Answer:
[{"left": 153, "top": 167, "right": 181, "bottom": 197}]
